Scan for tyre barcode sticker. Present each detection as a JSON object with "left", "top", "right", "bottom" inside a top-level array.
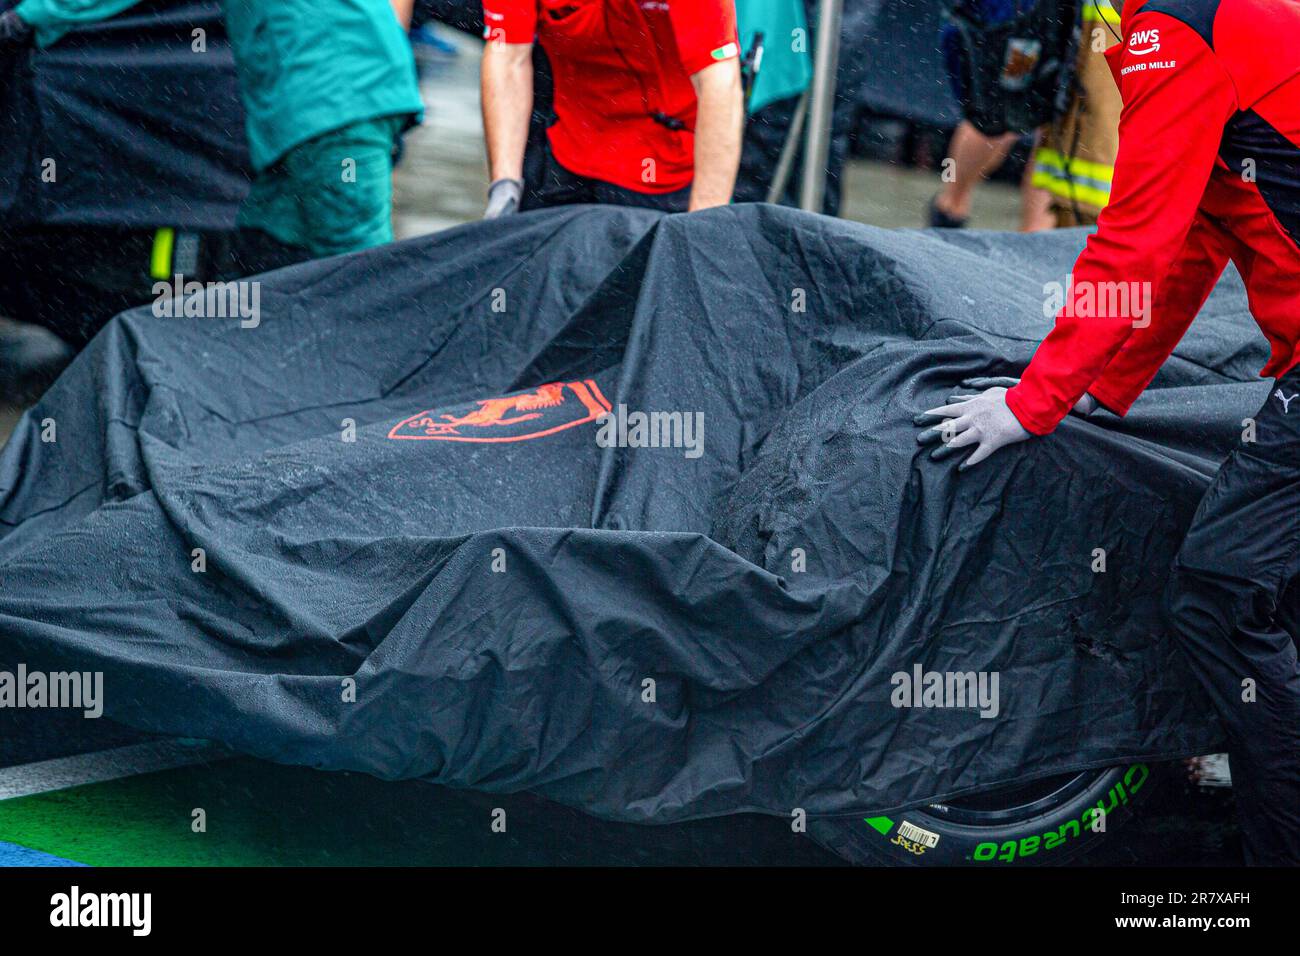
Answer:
[{"left": 898, "top": 820, "right": 939, "bottom": 848}]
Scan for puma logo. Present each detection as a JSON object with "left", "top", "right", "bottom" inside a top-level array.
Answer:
[{"left": 1276, "top": 389, "right": 1297, "bottom": 414}]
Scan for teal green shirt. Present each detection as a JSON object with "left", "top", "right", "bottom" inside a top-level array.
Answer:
[
  {"left": 15, "top": 0, "right": 424, "bottom": 171},
  {"left": 735, "top": 0, "right": 812, "bottom": 113}
]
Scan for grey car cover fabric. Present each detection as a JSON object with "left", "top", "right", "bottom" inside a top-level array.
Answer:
[{"left": 0, "top": 204, "right": 1247, "bottom": 822}]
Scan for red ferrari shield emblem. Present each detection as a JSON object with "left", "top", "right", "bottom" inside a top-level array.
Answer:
[{"left": 388, "top": 380, "right": 612, "bottom": 443}]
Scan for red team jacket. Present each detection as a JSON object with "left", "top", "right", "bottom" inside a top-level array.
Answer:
[
  {"left": 482, "top": 0, "right": 739, "bottom": 193},
  {"left": 1006, "top": 0, "right": 1300, "bottom": 434}
]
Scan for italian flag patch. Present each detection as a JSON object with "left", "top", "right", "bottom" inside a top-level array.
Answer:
[{"left": 711, "top": 42, "right": 739, "bottom": 60}]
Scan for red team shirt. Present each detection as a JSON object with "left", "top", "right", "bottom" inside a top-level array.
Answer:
[
  {"left": 1005, "top": 0, "right": 1300, "bottom": 434},
  {"left": 483, "top": 0, "right": 740, "bottom": 193}
]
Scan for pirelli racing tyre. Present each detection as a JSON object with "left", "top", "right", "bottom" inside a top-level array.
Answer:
[{"left": 807, "top": 763, "right": 1156, "bottom": 866}]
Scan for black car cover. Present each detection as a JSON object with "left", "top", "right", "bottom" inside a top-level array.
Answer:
[{"left": 0, "top": 205, "right": 1243, "bottom": 822}]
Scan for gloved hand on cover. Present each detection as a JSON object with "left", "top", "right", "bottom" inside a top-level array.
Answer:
[
  {"left": 484, "top": 178, "right": 523, "bottom": 219},
  {"left": 0, "top": 11, "right": 34, "bottom": 49},
  {"left": 914, "top": 384, "right": 1033, "bottom": 470},
  {"left": 955, "top": 376, "right": 1099, "bottom": 417}
]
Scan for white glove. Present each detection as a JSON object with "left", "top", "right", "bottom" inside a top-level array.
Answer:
[
  {"left": 956, "top": 376, "right": 1099, "bottom": 417},
  {"left": 915, "top": 384, "right": 1033, "bottom": 470},
  {"left": 484, "top": 178, "right": 523, "bottom": 219}
]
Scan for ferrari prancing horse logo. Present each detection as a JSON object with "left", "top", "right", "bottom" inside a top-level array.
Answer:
[{"left": 388, "top": 380, "right": 612, "bottom": 442}]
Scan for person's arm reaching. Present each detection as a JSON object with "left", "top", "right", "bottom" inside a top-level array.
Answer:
[
  {"left": 480, "top": 2, "right": 535, "bottom": 216},
  {"left": 914, "top": 206, "right": 1233, "bottom": 470},
  {"left": 670, "top": 0, "right": 741, "bottom": 210},
  {"left": 1004, "top": 11, "right": 1238, "bottom": 436},
  {"left": 11, "top": 0, "right": 142, "bottom": 48},
  {"left": 687, "top": 57, "right": 742, "bottom": 211},
  {"left": 1086, "top": 210, "right": 1231, "bottom": 414},
  {"left": 481, "top": 40, "right": 531, "bottom": 183}
]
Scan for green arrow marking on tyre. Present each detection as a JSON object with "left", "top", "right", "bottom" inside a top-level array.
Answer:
[{"left": 865, "top": 816, "right": 893, "bottom": 836}]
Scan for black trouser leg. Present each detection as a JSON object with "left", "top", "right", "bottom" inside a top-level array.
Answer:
[
  {"left": 221, "top": 228, "right": 312, "bottom": 280},
  {"left": 1165, "top": 367, "right": 1300, "bottom": 865},
  {"left": 522, "top": 140, "right": 690, "bottom": 213},
  {"left": 590, "top": 176, "right": 690, "bottom": 212},
  {"left": 521, "top": 141, "right": 593, "bottom": 211}
]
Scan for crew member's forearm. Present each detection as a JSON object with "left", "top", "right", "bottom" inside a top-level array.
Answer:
[
  {"left": 1006, "top": 13, "right": 1236, "bottom": 435},
  {"left": 688, "top": 61, "right": 742, "bottom": 211},
  {"left": 480, "top": 43, "right": 533, "bottom": 183}
]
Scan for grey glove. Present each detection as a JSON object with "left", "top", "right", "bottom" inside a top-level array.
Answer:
[
  {"left": 914, "top": 384, "right": 1033, "bottom": 470},
  {"left": 957, "top": 376, "right": 1099, "bottom": 416},
  {"left": 0, "top": 11, "right": 34, "bottom": 49},
  {"left": 484, "top": 178, "right": 523, "bottom": 219}
]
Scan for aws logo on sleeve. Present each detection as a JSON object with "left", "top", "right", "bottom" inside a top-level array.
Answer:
[{"left": 1127, "top": 28, "right": 1161, "bottom": 55}]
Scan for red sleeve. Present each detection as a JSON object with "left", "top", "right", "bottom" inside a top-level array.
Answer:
[
  {"left": 1005, "top": 12, "right": 1238, "bottom": 435},
  {"left": 1087, "top": 208, "right": 1231, "bottom": 415},
  {"left": 482, "top": 0, "right": 537, "bottom": 44},
  {"left": 669, "top": 0, "right": 740, "bottom": 76}
]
